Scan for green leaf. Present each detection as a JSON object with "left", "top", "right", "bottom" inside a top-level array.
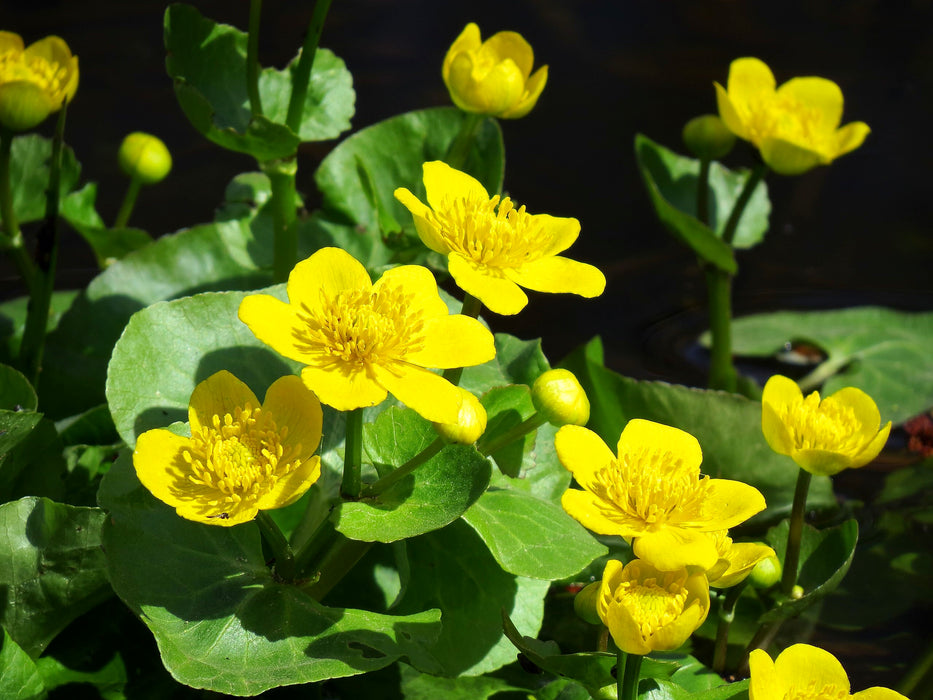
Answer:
[
  {"left": 333, "top": 407, "right": 491, "bottom": 543},
  {"left": 400, "top": 664, "right": 526, "bottom": 699},
  {"left": 0, "top": 629, "right": 45, "bottom": 700},
  {"left": 34, "top": 652, "right": 126, "bottom": 700},
  {"left": 69, "top": 224, "right": 153, "bottom": 268},
  {"left": 725, "top": 307, "right": 933, "bottom": 425},
  {"left": 561, "top": 338, "right": 835, "bottom": 523},
  {"left": 0, "top": 364, "right": 37, "bottom": 411},
  {"left": 393, "top": 520, "right": 549, "bottom": 677},
  {"left": 106, "top": 287, "right": 300, "bottom": 447},
  {"left": 98, "top": 453, "right": 441, "bottom": 695},
  {"left": 461, "top": 488, "right": 606, "bottom": 579},
  {"left": 641, "top": 678, "right": 749, "bottom": 700},
  {"left": 761, "top": 519, "right": 858, "bottom": 622},
  {"left": 463, "top": 333, "right": 552, "bottom": 394},
  {"left": 0, "top": 498, "right": 111, "bottom": 657},
  {"left": 0, "top": 411, "right": 66, "bottom": 502}
]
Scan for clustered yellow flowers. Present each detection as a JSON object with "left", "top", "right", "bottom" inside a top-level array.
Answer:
[
  {"left": 443, "top": 23, "right": 547, "bottom": 119},
  {"left": 0, "top": 31, "right": 78, "bottom": 132},
  {"left": 133, "top": 371, "right": 323, "bottom": 526},
  {"left": 395, "top": 161, "right": 606, "bottom": 315},
  {"left": 715, "top": 57, "right": 869, "bottom": 175}
]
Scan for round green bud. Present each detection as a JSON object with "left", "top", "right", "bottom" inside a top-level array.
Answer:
[
  {"left": 748, "top": 553, "right": 782, "bottom": 589},
  {"left": 682, "top": 114, "right": 736, "bottom": 160},
  {"left": 531, "top": 369, "right": 590, "bottom": 427},
  {"left": 573, "top": 580, "right": 602, "bottom": 626},
  {"left": 118, "top": 132, "right": 172, "bottom": 184},
  {"left": 790, "top": 584, "right": 805, "bottom": 600},
  {"left": 432, "top": 389, "right": 487, "bottom": 445}
]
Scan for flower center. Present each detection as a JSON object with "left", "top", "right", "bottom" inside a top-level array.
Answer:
[
  {"left": 0, "top": 48, "right": 70, "bottom": 102},
  {"left": 780, "top": 391, "right": 866, "bottom": 456},
  {"left": 593, "top": 446, "right": 711, "bottom": 528},
  {"left": 613, "top": 570, "right": 690, "bottom": 639},
  {"left": 183, "top": 405, "right": 298, "bottom": 511},
  {"left": 784, "top": 681, "right": 848, "bottom": 700},
  {"left": 427, "top": 193, "right": 544, "bottom": 269},
  {"left": 295, "top": 286, "right": 425, "bottom": 365}
]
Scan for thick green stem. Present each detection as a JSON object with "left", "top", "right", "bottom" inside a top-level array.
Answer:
[
  {"left": 704, "top": 266, "right": 737, "bottom": 392},
  {"left": 293, "top": 515, "right": 337, "bottom": 575},
  {"left": 340, "top": 408, "right": 364, "bottom": 500},
  {"left": 721, "top": 162, "right": 767, "bottom": 247},
  {"left": 363, "top": 436, "right": 445, "bottom": 497},
  {"left": 479, "top": 413, "right": 547, "bottom": 457},
  {"left": 267, "top": 161, "right": 298, "bottom": 283},
  {"left": 286, "top": 0, "right": 334, "bottom": 133},
  {"left": 247, "top": 0, "right": 264, "bottom": 117},
  {"left": 618, "top": 651, "right": 643, "bottom": 700},
  {"left": 113, "top": 176, "right": 142, "bottom": 229},
  {"left": 898, "top": 636, "right": 933, "bottom": 697},
  {"left": 256, "top": 511, "right": 297, "bottom": 581},
  {"left": 712, "top": 582, "right": 747, "bottom": 673},
  {"left": 696, "top": 157, "right": 711, "bottom": 226},
  {"left": 441, "top": 294, "right": 483, "bottom": 386},
  {"left": 781, "top": 468, "right": 812, "bottom": 595},
  {"left": 303, "top": 534, "right": 373, "bottom": 601},
  {"left": 446, "top": 113, "right": 484, "bottom": 171},
  {"left": 0, "top": 128, "right": 35, "bottom": 292}
]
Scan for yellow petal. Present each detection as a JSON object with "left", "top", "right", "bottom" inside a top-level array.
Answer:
[
  {"left": 529, "top": 212, "right": 581, "bottom": 257},
  {"left": 715, "top": 82, "right": 749, "bottom": 142},
  {"left": 472, "top": 58, "right": 526, "bottom": 114},
  {"left": 852, "top": 689, "right": 911, "bottom": 700},
  {"left": 710, "top": 542, "right": 776, "bottom": 588},
  {"left": 688, "top": 478, "right": 767, "bottom": 529},
  {"left": 793, "top": 448, "right": 854, "bottom": 476},
  {"left": 373, "top": 263, "right": 449, "bottom": 319},
  {"left": 448, "top": 251, "right": 528, "bottom": 315},
  {"left": 648, "top": 599, "right": 706, "bottom": 651},
  {"left": 772, "top": 644, "right": 850, "bottom": 693},
  {"left": 555, "top": 425, "right": 616, "bottom": 491},
  {"left": 483, "top": 31, "right": 535, "bottom": 78},
  {"left": 238, "top": 293, "right": 320, "bottom": 365},
  {"left": 260, "top": 375, "right": 323, "bottom": 461},
  {"left": 300, "top": 362, "right": 387, "bottom": 412},
  {"left": 604, "top": 603, "right": 652, "bottom": 656},
  {"left": 852, "top": 421, "right": 891, "bottom": 468},
  {"left": 133, "top": 428, "right": 192, "bottom": 508},
  {"left": 405, "top": 315, "right": 496, "bottom": 369},
  {"left": 371, "top": 362, "right": 463, "bottom": 424},
  {"left": 618, "top": 419, "right": 703, "bottom": 473},
  {"left": 254, "top": 455, "right": 322, "bottom": 511},
  {"left": 776, "top": 76, "right": 844, "bottom": 131},
  {"left": 763, "top": 374, "right": 803, "bottom": 410},
  {"left": 823, "top": 386, "right": 882, "bottom": 441},
  {"left": 0, "top": 31, "right": 25, "bottom": 53},
  {"left": 176, "top": 499, "right": 257, "bottom": 527},
  {"left": 394, "top": 187, "right": 450, "bottom": 254},
  {"left": 834, "top": 121, "right": 871, "bottom": 157},
  {"left": 761, "top": 398, "right": 795, "bottom": 457},
  {"left": 505, "top": 255, "right": 606, "bottom": 298},
  {"left": 727, "top": 57, "right": 776, "bottom": 108},
  {"left": 501, "top": 64, "right": 548, "bottom": 119},
  {"left": 760, "top": 137, "right": 823, "bottom": 175},
  {"left": 422, "top": 161, "right": 489, "bottom": 213},
  {"left": 748, "top": 649, "right": 782, "bottom": 700},
  {"left": 633, "top": 528, "right": 721, "bottom": 571},
  {"left": 287, "top": 247, "right": 372, "bottom": 316},
  {"left": 596, "top": 559, "right": 626, "bottom": 623},
  {"left": 442, "top": 23, "right": 482, "bottom": 82},
  {"left": 560, "top": 489, "right": 639, "bottom": 537},
  {"left": 188, "top": 370, "right": 259, "bottom": 436}
]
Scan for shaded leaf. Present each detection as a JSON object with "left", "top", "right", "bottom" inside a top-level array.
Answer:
[
  {"left": 0, "top": 411, "right": 66, "bottom": 502},
  {"left": 0, "top": 364, "right": 37, "bottom": 411},
  {"left": 0, "top": 292, "right": 78, "bottom": 365}
]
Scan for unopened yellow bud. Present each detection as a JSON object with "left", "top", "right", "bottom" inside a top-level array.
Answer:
[
  {"left": 747, "top": 552, "right": 782, "bottom": 589},
  {"left": 432, "top": 389, "right": 487, "bottom": 445},
  {"left": 573, "top": 580, "right": 602, "bottom": 625},
  {"left": 682, "top": 114, "right": 736, "bottom": 160},
  {"left": 532, "top": 369, "right": 590, "bottom": 426},
  {"left": 118, "top": 132, "right": 172, "bottom": 185},
  {"left": 0, "top": 32, "right": 79, "bottom": 132}
]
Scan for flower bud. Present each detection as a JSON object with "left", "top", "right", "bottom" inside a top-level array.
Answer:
[
  {"left": 682, "top": 114, "right": 736, "bottom": 160},
  {"left": 118, "top": 132, "right": 172, "bottom": 185},
  {"left": 532, "top": 369, "right": 590, "bottom": 427},
  {"left": 572, "top": 580, "right": 602, "bottom": 625},
  {"left": 432, "top": 388, "right": 487, "bottom": 445},
  {"left": 747, "top": 552, "right": 782, "bottom": 589}
]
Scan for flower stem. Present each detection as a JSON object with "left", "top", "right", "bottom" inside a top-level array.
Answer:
[
  {"left": 0, "top": 127, "right": 35, "bottom": 292},
  {"left": 479, "top": 412, "right": 547, "bottom": 457},
  {"left": 266, "top": 160, "right": 298, "bottom": 283},
  {"left": 898, "top": 636, "right": 933, "bottom": 697},
  {"left": 617, "top": 650, "right": 643, "bottom": 700},
  {"left": 696, "top": 157, "right": 711, "bottom": 226},
  {"left": 256, "top": 511, "right": 297, "bottom": 582},
  {"left": 341, "top": 407, "right": 364, "bottom": 500},
  {"left": 362, "top": 436, "right": 445, "bottom": 497},
  {"left": 247, "top": 0, "right": 264, "bottom": 117},
  {"left": 704, "top": 265, "right": 737, "bottom": 392},
  {"left": 303, "top": 533, "right": 373, "bottom": 601},
  {"left": 781, "top": 468, "right": 812, "bottom": 595},
  {"left": 445, "top": 113, "right": 484, "bottom": 171},
  {"left": 712, "top": 582, "right": 747, "bottom": 673},
  {"left": 285, "top": 0, "right": 333, "bottom": 134},
  {"left": 113, "top": 176, "right": 142, "bottom": 229},
  {"left": 721, "top": 162, "right": 767, "bottom": 247}
]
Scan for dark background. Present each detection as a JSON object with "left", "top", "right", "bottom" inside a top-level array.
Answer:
[{"left": 4, "top": 0, "right": 933, "bottom": 380}]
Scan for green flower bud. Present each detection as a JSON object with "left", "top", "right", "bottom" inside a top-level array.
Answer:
[
  {"left": 432, "top": 389, "right": 487, "bottom": 445},
  {"left": 532, "top": 369, "right": 590, "bottom": 427},
  {"left": 748, "top": 552, "right": 782, "bottom": 589},
  {"left": 573, "top": 580, "right": 602, "bottom": 625},
  {"left": 682, "top": 114, "right": 736, "bottom": 160},
  {"left": 118, "top": 132, "right": 172, "bottom": 185}
]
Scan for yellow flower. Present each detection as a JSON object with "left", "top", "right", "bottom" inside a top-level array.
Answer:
[
  {"left": 597, "top": 559, "right": 710, "bottom": 656},
  {"left": 442, "top": 23, "right": 547, "bottom": 119},
  {"left": 0, "top": 31, "right": 78, "bottom": 132},
  {"left": 749, "top": 644, "right": 909, "bottom": 700},
  {"left": 715, "top": 57, "right": 869, "bottom": 175},
  {"left": 133, "top": 371, "right": 323, "bottom": 527},
  {"left": 762, "top": 374, "right": 891, "bottom": 477},
  {"left": 238, "top": 247, "right": 495, "bottom": 424},
  {"left": 432, "top": 387, "right": 488, "bottom": 445},
  {"left": 705, "top": 531, "right": 776, "bottom": 588},
  {"left": 394, "top": 161, "right": 606, "bottom": 315},
  {"left": 556, "top": 419, "right": 766, "bottom": 571}
]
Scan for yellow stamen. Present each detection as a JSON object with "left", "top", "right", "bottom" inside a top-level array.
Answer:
[
  {"left": 779, "top": 391, "right": 865, "bottom": 455},
  {"left": 613, "top": 570, "right": 690, "bottom": 640},
  {"left": 0, "top": 48, "right": 69, "bottom": 103},
  {"left": 784, "top": 681, "right": 848, "bottom": 700}
]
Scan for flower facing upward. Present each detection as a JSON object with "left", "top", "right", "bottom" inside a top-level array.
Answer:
[
  {"left": 762, "top": 374, "right": 891, "bottom": 477},
  {"left": 715, "top": 57, "right": 869, "bottom": 175},
  {"left": 394, "top": 161, "right": 606, "bottom": 315},
  {"left": 238, "top": 247, "right": 495, "bottom": 424},
  {"left": 597, "top": 559, "right": 710, "bottom": 656},
  {"left": 442, "top": 23, "right": 547, "bottom": 119},
  {"left": 133, "top": 371, "right": 323, "bottom": 526},
  {"left": 0, "top": 31, "right": 78, "bottom": 132},
  {"left": 749, "top": 644, "right": 909, "bottom": 700},
  {"left": 705, "top": 531, "right": 776, "bottom": 589},
  {"left": 556, "top": 419, "right": 767, "bottom": 571}
]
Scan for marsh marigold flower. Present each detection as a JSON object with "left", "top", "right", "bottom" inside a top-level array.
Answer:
[
  {"left": 715, "top": 57, "right": 869, "bottom": 175},
  {"left": 133, "top": 371, "right": 323, "bottom": 527},
  {"left": 442, "top": 23, "right": 547, "bottom": 119},
  {"left": 556, "top": 419, "right": 766, "bottom": 571},
  {"left": 394, "top": 161, "right": 606, "bottom": 315},
  {"left": 238, "top": 247, "right": 495, "bottom": 424},
  {"left": 0, "top": 31, "right": 78, "bottom": 132},
  {"left": 705, "top": 531, "right": 776, "bottom": 589},
  {"left": 597, "top": 559, "right": 710, "bottom": 656},
  {"left": 762, "top": 374, "right": 891, "bottom": 477},
  {"left": 749, "top": 644, "right": 909, "bottom": 700}
]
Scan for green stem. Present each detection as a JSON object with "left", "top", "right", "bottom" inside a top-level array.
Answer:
[
  {"left": 340, "top": 408, "right": 364, "bottom": 500},
  {"left": 441, "top": 294, "right": 483, "bottom": 386},
  {"left": 898, "top": 636, "right": 933, "bottom": 697},
  {"left": 796, "top": 355, "right": 850, "bottom": 393},
  {"left": 285, "top": 0, "right": 334, "bottom": 134},
  {"left": 113, "top": 176, "right": 142, "bottom": 229},
  {"left": 247, "top": 0, "right": 264, "bottom": 117},
  {"left": 19, "top": 106, "right": 67, "bottom": 384},
  {"left": 445, "top": 113, "right": 484, "bottom": 171},
  {"left": 741, "top": 618, "right": 784, "bottom": 674},
  {"left": 479, "top": 413, "right": 547, "bottom": 457},
  {"left": 362, "top": 437, "right": 446, "bottom": 497},
  {"left": 293, "top": 515, "right": 337, "bottom": 575},
  {"left": 696, "top": 157, "right": 711, "bottom": 226},
  {"left": 303, "top": 533, "right": 373, "bottom": 601},
  {"left": 712, "top": 582, "right": 747, "bottom": 673},
  {"left": 267, "top": 161, "right": 298, "bottom": 283},
  {"left": 781, "top": 468, "right": 812, "bottom": 595},
  {"left": 256, "top": 511, "right": 296, "bottom": 581},
  {"left": 704, "top": 266, "right": 737, "bottom": 392},
  {"left": 721, "top": 162, "right": 767, "bottom": 247},
  {"left": 0, "top": 127, "right": 35, "bottom": 292},
  {"left": 618, "top": 651, "right": 643, "bottom": 700}
]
